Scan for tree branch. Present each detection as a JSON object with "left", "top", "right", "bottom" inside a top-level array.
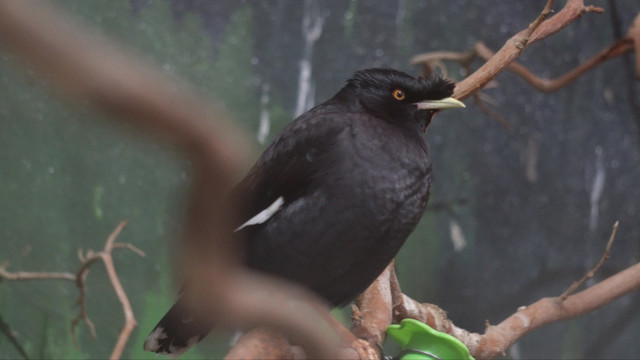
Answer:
[
  {"left": 560, "top": 221, "right": 619, "bottom": 300},
  {"left": 412, "top": 4, "right": 639, "bottom": 101},
  {"left": 0, "top": 312, "right": 29, "bottom": 360},
  {"left": 0, "top": 264, "right": 75, "bottom": 281},
  {"left": 390, "top": 222, "right": 639, "bottom": 359},
  {"left": 1, "top": 221, "right": 142, "bottom": 360}
]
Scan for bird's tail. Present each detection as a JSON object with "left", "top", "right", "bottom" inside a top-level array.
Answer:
[{"left": 143, "top": 298, "right": 212, "bottom": 358}]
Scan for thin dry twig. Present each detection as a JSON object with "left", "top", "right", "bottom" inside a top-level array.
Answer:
[
  {"left": 0, "top": 263, "right": 76, "bottom": 281},
  {"left": 522, "top": 0, "right": 555, "bottom": 41},
  {"left": 390, "top": 221, "right": 639, "bottom": 359},
  {"left": 452, "top": 0, "right": 604, "bottom": 100},
  {"left": 560, "top": 221, "right": 619, "bottom": 300},
  {"left": 475, "top": 39, "right": 634, "bottom": 93},
  {"left": 412, "top": 4, "right": 636, "bottom": 98},
  {"left": 0, "top": 221, "right": 142, "bottom": 360},
  {"left": 411, "top": 2, "right": 623, "bottom": 127},
  {"left": 0, "top": 313, "right": 29, "bottom": 360}
]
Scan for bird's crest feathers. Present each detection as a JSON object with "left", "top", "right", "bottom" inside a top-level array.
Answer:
[{"left": 347, "top": 68, "right": 455, "bottom": 101}]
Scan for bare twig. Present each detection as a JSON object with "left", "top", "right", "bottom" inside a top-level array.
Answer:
[
  {"left": 100, "top": 221, "right": 138, "bottom": 360},
  {"left": 1, "top": 221, "right": 142, "bottom": 360},
  {"left": 522, "top": 0, "right": 555, "bottom": 41},
  {"left": 0, "top": 264, "right": 75, "bottom": 281},
  {"left": 411, "top": 0, "right": 606, "bottom": 100},
  {"left": 413, "top": 4, "right": 635, "bottom": 100},
  {"left": 0, "top": 313, "right": 29, "bottom": 360},
  {"left": 476, "top": 39, "right": 634, "bottom": 92},
  {"left": 560, "top": 221, "right": 619, "bottom": 300},
  {"left": 473, "top": 93, "right": 513, "bottom": 129},
  {"left": 390, "top": 221, "right": 639, "bottom": 359}
]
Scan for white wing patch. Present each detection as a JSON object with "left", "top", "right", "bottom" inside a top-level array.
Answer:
[{"left": 235, "top": 196, "right": 285, "bottom": 232}]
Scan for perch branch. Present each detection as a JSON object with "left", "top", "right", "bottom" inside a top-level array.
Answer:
[
  {"left": 412, "top": 5, "right": 639, "bottom": 98},
  {"left": 391, "top": 222, "right": 640, "bottom": 359},
  {"left": 350, "top": 262, "right": 395, "bottom": 358},
  {"left": 452, "top": 0, "right": 604, "bottom": 100}
]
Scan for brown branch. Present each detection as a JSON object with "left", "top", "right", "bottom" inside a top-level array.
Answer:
[
  {"left": 475, "top": 260, "right": 640, "bottom": 359},
  {"left": 411, "top": 0, "right": 606, "bottom": 100},
  {"left": 411, "top": 2, "right": 624, "bottom": 129},
  {"left": 0, "top": 263, "right": 76, "bottom": 281},
  {"left": 71, "top": 248, "right": 104, "bottom": 345},
  {"left": 560, "top": 221, "right": 619, "bottom": 300},
  {"left": 523, "top": 0, "right": 555, "bottom": 40},
  {"left": 473, "top": 93, "right": 513, "bottom": 129},
  {"left": 390, "top": 221, "right": 639, "bottom": 359},
  {"left": 99, "top": 221, "right": 137, "bottom": 360},
  {"left": 475, "top": 39, "right": 635, "bottom": 92},
  {"left": 214, "top": 271, "right": 341, "bottom": 359},
  {"left": 412, "top": 5, "right": 640, "bottom": 98},
  {"left": 224, "top": 328, "right": 302, "bottom": 360},
  {"left": 1, "top": 221, "right": 142, "bottom": 359},
  {"left": 350, "top": 262, "right": 395, "bottom": 359}
]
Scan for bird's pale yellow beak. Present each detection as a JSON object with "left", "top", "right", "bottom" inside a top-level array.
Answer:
[{"left": 415, "top": 97, "right": 465, "bottom": 110}]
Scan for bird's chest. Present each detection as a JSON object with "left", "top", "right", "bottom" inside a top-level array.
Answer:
[{"left": 319, "top": 124, "right": 432, "bottom": 237}]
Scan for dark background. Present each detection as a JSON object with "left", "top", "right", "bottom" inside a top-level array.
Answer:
[{"left": 1, "top": 1, "right": 638, "bottom": 358}]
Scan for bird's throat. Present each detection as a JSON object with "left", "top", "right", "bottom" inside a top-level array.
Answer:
[{"left": 417, "top": 110, "right": 438, "bottom": 133}]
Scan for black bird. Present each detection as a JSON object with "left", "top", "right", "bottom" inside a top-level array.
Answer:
[{"left": 144, "top": 68, "right": 464, "bottom": 356}]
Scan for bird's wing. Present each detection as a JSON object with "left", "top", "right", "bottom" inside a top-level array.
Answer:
[{"left": 231, "top": 110, "right": 347, "bottom": 232}]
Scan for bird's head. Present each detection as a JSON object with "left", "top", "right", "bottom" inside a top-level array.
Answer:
[{"left": 343, "top": 68, "right": 465, "bottom": 132}]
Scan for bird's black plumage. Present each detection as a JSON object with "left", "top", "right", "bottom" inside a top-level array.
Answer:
[{"left": 144, "top": 68, "right": 462, "bottom": 357}]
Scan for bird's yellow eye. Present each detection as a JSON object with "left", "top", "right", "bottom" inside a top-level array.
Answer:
[{"left": 393, "top": 89, "right": 405, "bottom": 101}]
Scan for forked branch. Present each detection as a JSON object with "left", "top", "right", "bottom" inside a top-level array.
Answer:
[{"left": 0, "top": 221, "right": 143, "bottom": 360}]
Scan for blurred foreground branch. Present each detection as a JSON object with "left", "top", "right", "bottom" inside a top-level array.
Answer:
[
  {"left": 0, "top": 1, "right": 339, "bottom": 359},
  {"left": 1, "top": 1, "right": 636, "bottom": 359}
]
